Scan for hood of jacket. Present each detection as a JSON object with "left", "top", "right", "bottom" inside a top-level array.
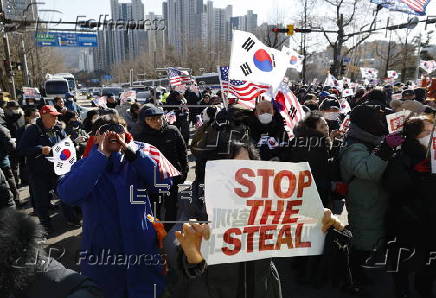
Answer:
[{"left": 346, "top": 123, "right": 383, "bottom": 147}]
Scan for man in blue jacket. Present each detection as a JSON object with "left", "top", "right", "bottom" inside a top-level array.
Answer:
[{"left": 57, "top": 115, "right": 171, "bottom": 298}]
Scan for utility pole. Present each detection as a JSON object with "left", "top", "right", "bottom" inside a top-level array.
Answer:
[
  {"left": 20, "top": 34, "right": 31, "bottom": 86},
  {"left": 0, "top": 0, "right": 17, "bottom": 99},
  {"left": 384, "top": 29, "right": 392, "bottom": 79}
]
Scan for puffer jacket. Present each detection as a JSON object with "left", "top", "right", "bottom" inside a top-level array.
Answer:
[{"left": 339, "top": 124, "right": 389, "bottom": 251}]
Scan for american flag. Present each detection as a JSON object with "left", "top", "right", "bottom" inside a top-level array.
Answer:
[
  {"left": 273, "top": 81, "right": 305, "bottom": 138},
  {"left": 218, "top": 66, "right": 270, "bottom": 108},
  {"left": 167, "top": 67, "right": 194, "bottom": 87},
  {"left": 133, "top": 141, "right": 181, "bottom": 179},
  {"left": 370, "top": 0, "right": 429, "bottom": 15}
]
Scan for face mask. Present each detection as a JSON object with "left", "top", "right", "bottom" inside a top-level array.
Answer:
[
  {"left": 323, "top": 112, "right": 339, "bottom": 121},
  {"left": 258, "top": 113, "right": 273, "bottom": 125},
  {"left": 418, "top": 134, "right": 431, "bottom": 148}
]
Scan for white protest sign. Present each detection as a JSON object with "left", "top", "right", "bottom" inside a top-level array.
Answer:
[
  {"left": 386, "top": 110, "right": 411, "bottom": 133},
  {"left": 52, "top": 137, "right": 77, "bottom": 175},
  {"left": 201, "top": 160, "right": 326, "bottom": 265},
  {"left": 120, "top": 90, "right": 136, "bottom": 104}
]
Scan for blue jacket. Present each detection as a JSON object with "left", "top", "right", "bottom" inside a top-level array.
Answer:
[{"left": 57, "top": 145, "right": 171, "bottom": 298}]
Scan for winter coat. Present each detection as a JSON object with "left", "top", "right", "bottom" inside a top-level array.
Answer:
[
  {"left": 0, "top": 168, "right": 14, "bottom": 209},
  {"left": 135, "top": 123, "right": 188, "bottom": 181},
  {"left": 0, "top": 208, "right": 102, "bottom": 298},
  {"left": 65, "top": 124, "right": 88, "bottom": 157},
  {"left": 339, "top": 123, "right": 389, "bottom": 251},
  {"left": 0, "top": 124, "right": 14, "bottom": 168},
  {"left": 245, "top": 112, "right": 287, "bottom": 161},
  {"left": 282, "top": 123, "right": 331, "bottom": 206},
  {"left": 383, "top": 139, "right": 436, "bottom": 249},
  {"left": 17, "top": 119, "right": 66, "bottom": 177},
  {"left": 4, "top": 110, "right": 25, "bottom": 138},
  {"left": 164, "top": 182, "right": 282, "bottom": 298},
  {"left": 65, "top": 100, "right": 82, "bottom": 114},
  {"left": 57, "top": 145, "right": 171, "bottom": 298}
]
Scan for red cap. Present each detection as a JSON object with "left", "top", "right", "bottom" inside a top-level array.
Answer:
[{"left": 40, "top": 105, "right": 62, "bottom": 116}]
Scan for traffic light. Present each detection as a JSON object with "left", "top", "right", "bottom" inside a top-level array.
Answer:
[
  {"left": 287, "top": 24, "right": 294, "bottom": 36},
  {"left": 340, "top": 65, "right": 347, "bottom": 75}
]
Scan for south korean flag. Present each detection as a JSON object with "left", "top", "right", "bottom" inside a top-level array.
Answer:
[
  {"left": 228, "top": 30, "right": 289, "bottom": 93},
  {"left": 53, "top": 137, "right": 77, "bottom": 175}
]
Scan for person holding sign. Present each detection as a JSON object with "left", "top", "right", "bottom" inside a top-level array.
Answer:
[
  {"left": 339, "top": 104, "right": 405, "bottom": 288},
  {"left": 383, "top": 116, "right": 436, "bottom": 298},
  {"left": 168, "top": 141, "right": 344, "bottom": 298}
]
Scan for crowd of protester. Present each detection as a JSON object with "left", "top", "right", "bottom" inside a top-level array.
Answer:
[{"left": 0, "top": 81, "right": 435, "bottom": 298}]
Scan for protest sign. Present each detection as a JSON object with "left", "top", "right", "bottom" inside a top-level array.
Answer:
[
  {"left": 52, "top": 137, "right": 77, "bottom": 175},
  {"left": 201, "top": 160, "right": 325, "bottom": 265},
  {"left": 386, "top": 110, "right": 411, "bottom": 133},
  {"left": 22, "top": 87, "right": 40, "bottom": 98},
  {"left": 120, "top": 90, "right": 136, "bottom": 104}
]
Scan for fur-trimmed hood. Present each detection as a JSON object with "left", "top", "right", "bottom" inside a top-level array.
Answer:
[{"left": 0, "top": 209, "right": 44, "bottom": 297}]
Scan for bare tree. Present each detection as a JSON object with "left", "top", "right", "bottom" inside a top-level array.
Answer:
[{"left": 322, "top": 0, "right": 380, "bottom": 77}]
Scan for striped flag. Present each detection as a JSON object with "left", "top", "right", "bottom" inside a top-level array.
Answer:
[
  {"left": 167, "top": 67, "right": 194, "bottom": 87},
  {"left": 273, "top": 81, "right": 305, "bottom": 138},
  {"left": 132, "top": 141, "right": 181, "bottom": 179},
  {"left": 218, "top": 66, "right": 270, "bottom": 110},
  {"left": 370, "top": 0, "right": 429, "bottom": 15}
]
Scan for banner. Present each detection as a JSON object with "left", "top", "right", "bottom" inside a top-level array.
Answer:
[
  {"left": 360, "top": 67, "right": 378, "bottom": 80},
  {"left": 201, "top": 160, "right": 326, "bottom": 265},
  {"left": 120, "top": 91, "right": 136, "bottom": 104},
  {"left": 229, "top": 30, "right": 289, "bottom": 92},
  {"left": 386, "top": 110, "right": 412, "bottom": 133},
  {"left": 53, "top": 137, "right": 77, "bottom": 176},
  {"left": 282, "top": 46, "right": 304, "bottom": 72},
  {"left": 420, "top": 60, "right": 436, "bottom": 74},
  {"left": 22, "top": 87, "right": 40, "bottom": 98}
]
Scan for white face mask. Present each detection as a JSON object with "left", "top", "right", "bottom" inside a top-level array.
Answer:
[
  {"left": 418, "top": 134, "right": 431, "bottom": 148},
  {"left": 258, "top": 113, "right": 273, "bottom": 125},
  {"left": 323, "top": 112, "right": 339, "bottom": 121}
]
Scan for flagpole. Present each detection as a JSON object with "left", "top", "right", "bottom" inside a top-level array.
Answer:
[{"left": 217, "top": 65, "right": 228, "bottom": 109}]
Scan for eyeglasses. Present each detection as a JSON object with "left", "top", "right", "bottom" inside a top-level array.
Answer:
[{"left": 98, "top": 123, "right": 126, "bottom": 135}]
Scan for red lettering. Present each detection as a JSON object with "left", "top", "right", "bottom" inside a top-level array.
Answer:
[
  {"left": 281, "top": 200, "right": 302, "bottom": 224},
  {"left": 295, "top": 223, "right": 311, "bottom": 248},
  {"left": 234, "top": 168, "right": 255, "bottom": 198},
  {"left": 273, "top": 170, "right": 297, "bottom": 198},
  {"left": 260, "top": 200, "right": 284, "bottom": 224},
  {"left": 222, "top": 228, "right": 242, "bottom": 256},
  {"left": 275, "top": 224, "right": 294, "bottom": 249},
  {"left": 259, "top": 225, "right": 277, "bottom": 251},
  {"left": 297, "top": 170, "right": 312, "bottom": 198},
  {"left": 257, "top": 169, "right": 274, "bottom": 198},
  {"left": 243, "top": 226, "right": 260, "bottom": 252},
  {"left": 246, "top": 200, "right": 264, "bottom": 225}
]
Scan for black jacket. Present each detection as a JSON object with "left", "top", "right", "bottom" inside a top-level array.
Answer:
[
  {"left": 245, "top": 112, "right": 288, "bottom": 161},
  {"left": 165, "top": 182, "right": 281, "bottom": 298},
  {"left": 4, "top": 110, "right": 25, "bottom": 138},
  {"left": 383, "top": 139, "right": 436, "bottom": 249},
  {"left": 17, "top": 119, "right": 66, "bottom": 177},
  {"left": 282, "top": 123, "right": 332, "bottom": 206},
  {"left": 0, "top": 168, "right": 14, "bottom": 209},
  {"left": 0, "top": 124, "right": 15, "bottom": 168},
  {"left": 134, "top": 123, "right": 188, "bottom": 180}
]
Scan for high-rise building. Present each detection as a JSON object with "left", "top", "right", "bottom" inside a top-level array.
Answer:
[
  {"left": 2, "top": 0, "right": 38, "bottom": 21},
  {"left": 230, "top": 10, "right": 258, "bottom": 37},
  {"left": 79, "top": 49, "right": 95, "bottom": 73},
  {"left": 95, "top": 0, "right": 146, "bottom": 71}
]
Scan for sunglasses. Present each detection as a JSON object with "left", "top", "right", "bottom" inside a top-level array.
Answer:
[{"left": 98, "top": 123, "right": 126, "bottom": 135}]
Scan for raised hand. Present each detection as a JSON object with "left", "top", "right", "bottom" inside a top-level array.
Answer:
[{"left": 175, "top": 220, "right": 210, "bottom": 264}]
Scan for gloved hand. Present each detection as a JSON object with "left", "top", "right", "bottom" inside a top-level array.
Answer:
[
  {"left": 385, "top": 132, "right": 405, "bottom": 148},
  {"left": 124, "top": 147, "right": 137, "bottom": 162}
]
